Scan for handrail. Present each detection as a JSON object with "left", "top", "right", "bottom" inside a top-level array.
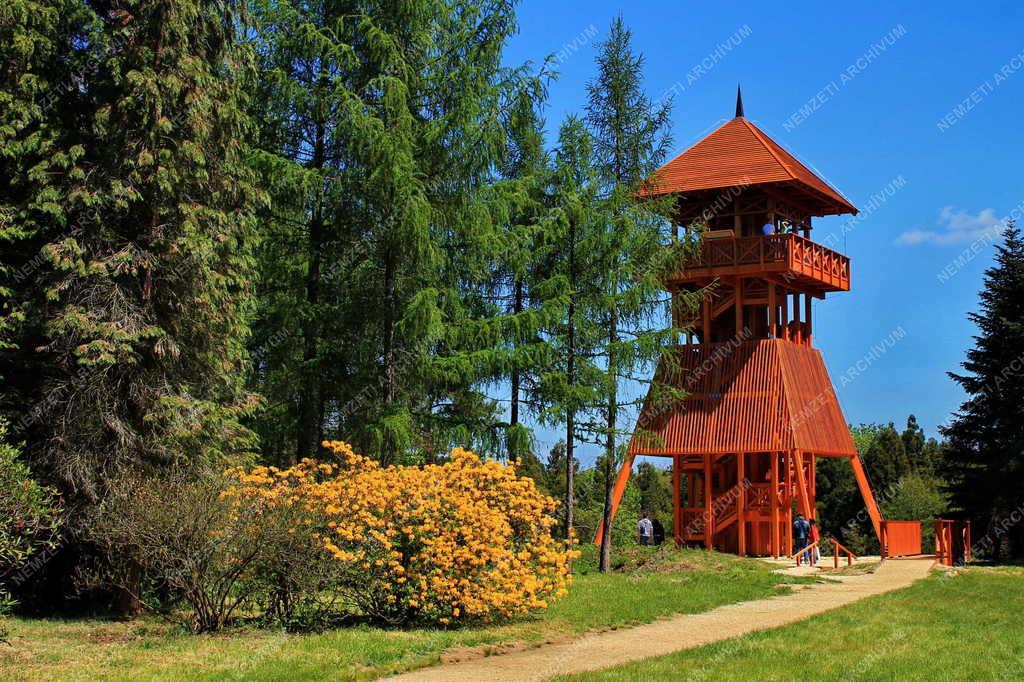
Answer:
[
  {"left": 678, "top": 232, "right": 850, "bottom": 290},
  {"left": 829, "top": 537, "right": 857, "bottom": 568},
  {"left": 791, "top": 540, "right": 819, "bottom": 566}
]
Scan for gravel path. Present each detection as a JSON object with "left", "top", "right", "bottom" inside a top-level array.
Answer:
[{"left": 384, "top": 558, "right": 933, "bottom": 682}]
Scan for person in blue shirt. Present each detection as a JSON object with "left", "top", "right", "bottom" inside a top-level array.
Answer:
[
  {"left": 793, "top": 513, "right": 811, "bottom": 564},
  {"left": 762, "top": 221, "right": 775, "bottom": 236}
]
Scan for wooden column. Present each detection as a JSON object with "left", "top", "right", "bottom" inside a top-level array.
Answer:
[
  {"left": 673, "top": 455, "right": 682, "bottom": 547},
  {"left": 734, "top": 278, "right": 744, "bottom": 337},
  {"left": 770, "top": 451, "right": 780, "bottom": 557},
  {"left": 737, "top": 452, "right": 747, "bottom": 556},
  {"left": 793, "top": 450, "right": 812, "bottom": 518},
  {"left": 704, "top": 454, "right": 714, "bottom": 550},
  {"left": 781, "top": 290, "right": 789, "bottom": 341},
  {"left": 702, "top": 294, "right": 712, "bottom": 344},
  {"left": 768, "top": 283, "right": 777, "bottom": 338},
  {"left": 804, "top": 294, "right": 813, "bottom": 345},
  {"left": 785, "top": 452, "right": 793, "bottom": 556}
]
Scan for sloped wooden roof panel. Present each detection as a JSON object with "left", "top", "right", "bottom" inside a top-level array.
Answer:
[
  {"left": 647, "top": 117, "right": 857, "bottom": 217},
  {"left": 631, "top": 340, "right": 855, "bottom": 457}
]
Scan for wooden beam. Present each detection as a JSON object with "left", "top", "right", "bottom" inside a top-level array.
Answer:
[
  {"left": 673, "top": 455, "right": 682, "bottom": 547},
  {"left": 768, "top": 283, "right": 777, "bottom": 338},
  {"left": 704, "top": 454, "right": 714, "bottom": 549},
  {"left": 734, "top": 278, "right": 744, "bottom": 336},
  {"left": 771, "top": 452, "right": 779, "bottom": 557},
  {"left": 793, "top": 450, "right": 812, "bottom": 518},
  {"left": 737, "top": 452, "right": 746, "bottom": 556},
  {"left": 849, "top": 453, "right": 884, "bottom": 543},
  {"left": 804, "top": 293, "right": 813, "bottom": 344},
  {"left": 702, "top": 294, "right": 711, "bottom": 344},
  {"left": 594, "top": 452, "right": 635, "bottom": 545}
]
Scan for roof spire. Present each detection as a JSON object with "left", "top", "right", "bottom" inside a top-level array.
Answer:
[{"left": 735, "top": 84, "right": 745, "bottom": 118}]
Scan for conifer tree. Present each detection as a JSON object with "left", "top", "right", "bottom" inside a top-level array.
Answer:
[
  {"left": 536, "top": 116, "right": 604, "bottom": 539},
  {"left": 583, "top": 17, "right": 682, "bottom": 570},
  {"left": 943, "top": 223, "right": 1024, "bottom": 557},
  {"left": 1, "top": 1, "right": 260, "bottom": 503}
]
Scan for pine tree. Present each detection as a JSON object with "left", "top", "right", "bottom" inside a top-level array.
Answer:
[
  {"left": 943, "top": 222, "right": 1024, "bottom": 558},
  {"left": 1, "top": 1, "right": 260, "bottom": 503},
  {"left": 583, "top": 17, "right": 681, "bottom": 570}
]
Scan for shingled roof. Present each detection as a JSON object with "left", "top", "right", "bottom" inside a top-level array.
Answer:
[{"left": 648, "top": 107, "right": 858, "bottom": 217}]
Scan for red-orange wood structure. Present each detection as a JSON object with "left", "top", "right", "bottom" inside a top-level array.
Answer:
[{"left": 598, "top": 89, "right": 883, "bottom": 556}]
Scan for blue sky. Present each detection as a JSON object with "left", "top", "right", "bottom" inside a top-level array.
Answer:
[{"left": 501, "top": 0, "right": 1024, "bottom": 463}]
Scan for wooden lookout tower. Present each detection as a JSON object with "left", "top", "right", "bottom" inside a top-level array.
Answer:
[{"left": 600, "top": 89, "right": 883, "bottom": 557}]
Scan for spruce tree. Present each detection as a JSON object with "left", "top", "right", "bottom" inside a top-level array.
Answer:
[
  {"left": 583, "top": 17, "right": 682, "bottom": 570},
  {"left": 1, "top": 1, "right": 260, "bottom": 503},
  {"left": 943, "top": 223, "right": 1024, "bottom": 557}
]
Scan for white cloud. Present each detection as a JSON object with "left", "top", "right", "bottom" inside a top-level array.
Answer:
[{"left": 896, "top": 206, "right": 1004, "bottom": 246}]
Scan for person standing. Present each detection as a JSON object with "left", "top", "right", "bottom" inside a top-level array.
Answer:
[
  {"left": 808, "top": 518, "right": 821, "bottom": 564},
  {"left": 793, "top": 513, "right": 810, "bottom": 564},
  {"left": 638, "top": 512, "right": 654, "bottom": 547}
]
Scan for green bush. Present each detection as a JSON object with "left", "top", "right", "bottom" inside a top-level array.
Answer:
[
  {"left": 0, "top": 420, "right": 62, "bottom": 626},
  {"left": 88, "top": 469, "right": 342, "bottom": 632}
]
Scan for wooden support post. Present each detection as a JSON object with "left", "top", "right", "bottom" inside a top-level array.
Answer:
[
  {"left": 770, "top": 451, "right": 780, "bottom": 557},
  {"left": 793, "top": 450, "right": 812, "bottom": 518},
  {"left": 849, "top": 453, "right": 884, "bottom": 543},
  {"left": 804, "top": 293, "right": 813, "bottom": 345},
  {"left": 673, "top": 455, "right": 682, "bottom": 547},
  {"left": 704, "top": 454, "right": 714, "bottom": 550},
  {"left": 594, "top": 452, "right": 635, "bottom": 545},
  {"left": 781, "top": 290, "right": 789, "bottom": 341},
  {"left": 768, "top": 283, "right": 777, "bottom": 338},
  {"left": 785, "top": 452, "right": 793, "bottom": 556},
  {"left": 737, "top": 452, "right": 746, "bottom": 556},
  {"left": 702, "top": 294, "right": 712, "bottom": 344},
  {"left": 734, "top": 278, "right": 744, "bottom": 337}
]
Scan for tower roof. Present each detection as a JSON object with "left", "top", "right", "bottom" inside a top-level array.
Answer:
[{"left": 648, "top": 114, "right": 858, "bottom": 217}]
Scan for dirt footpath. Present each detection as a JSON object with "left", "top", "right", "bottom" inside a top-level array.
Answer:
[{"left": 384, "top": 558, "right": 933, "bottom": 682}]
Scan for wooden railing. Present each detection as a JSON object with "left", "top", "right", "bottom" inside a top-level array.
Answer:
[
  {"left": 829, "top": 538, "right": 857, "bottom": 568},
  {"left": 678, "top": 233, "right": 850, "bottom": 290},
  {"left": 792, "top": 541, "right": 819, "bottom": 566}
]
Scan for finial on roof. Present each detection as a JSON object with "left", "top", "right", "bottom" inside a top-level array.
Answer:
[{"left": 735, "top": 84, "right": 745, "bottom": 118}]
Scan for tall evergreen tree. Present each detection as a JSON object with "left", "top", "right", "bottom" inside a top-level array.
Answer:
[
  {"left": 583, "top": 17, "right": 682, "bottom": 570},
  {"left": 1, "top": 0, "right": 260, "bottom": 503},
  {"left": 536, "top": 117, "right": 604, "bottom": 540},
  {"left": 248, "top": 0, "right": 541, "bottom": 465},
  {"left": 943, "top": 222, "right": 1024, "bottom": 558}
]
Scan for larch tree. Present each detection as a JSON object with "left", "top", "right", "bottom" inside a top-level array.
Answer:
[
  {"left": 1, "top": 0, "right": 260, "bottom": 504},
  {"left": 249, "top": 0, "right": 543, "bottom": 465},
  {"left": 583, "top": 17, "right": 683, "bottom": 571},
  {"left": 535, "top": 116, "right": 604, "bottom": 540},
  {"left": 943, "top": 222, "right": 1024, "bottom": 558}
]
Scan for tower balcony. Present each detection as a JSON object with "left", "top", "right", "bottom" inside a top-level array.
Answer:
[{"left": 670, "top": 232, "right": 850, "bottom": 293}]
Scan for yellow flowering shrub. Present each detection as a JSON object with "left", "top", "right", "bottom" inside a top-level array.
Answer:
[{"left": 223, "top": 441, "right": 575, "bottom": 625}]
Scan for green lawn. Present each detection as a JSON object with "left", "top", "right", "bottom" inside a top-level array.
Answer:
[
  {"left": 558, "top": 566, "right": 1024, "bottom": 682},
  {"left": 0, "top": 548, "right": 807, "bottom": 681}
]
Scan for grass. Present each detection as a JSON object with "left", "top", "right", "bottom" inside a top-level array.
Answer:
[
  {"left": 0, "top": 547, "right": 809, "bottom": 681},
  {"left": 556, "top": 566, "right": 1024, "bottom": 681}
]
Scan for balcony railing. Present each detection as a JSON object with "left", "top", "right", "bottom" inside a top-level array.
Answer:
[{"left": 672, "top": 233, "right": 850, "bottom": 291}]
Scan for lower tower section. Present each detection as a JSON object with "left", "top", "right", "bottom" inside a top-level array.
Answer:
[{"left": 599, "top": 339, "right": 882, "bottom": 556}]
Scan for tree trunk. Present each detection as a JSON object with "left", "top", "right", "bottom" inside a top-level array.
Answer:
[
  {"left": 564, "top": 295, "right": 576, "bottom": 543},
  {"left": 510, "top": 278, "right": 523, "bottom": 428},
  {"left": 295, "top": 119, "right": 326, "bottom": 464},
  {"left": 599, "top": 300, "right": 618, "bottom": 572}
]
